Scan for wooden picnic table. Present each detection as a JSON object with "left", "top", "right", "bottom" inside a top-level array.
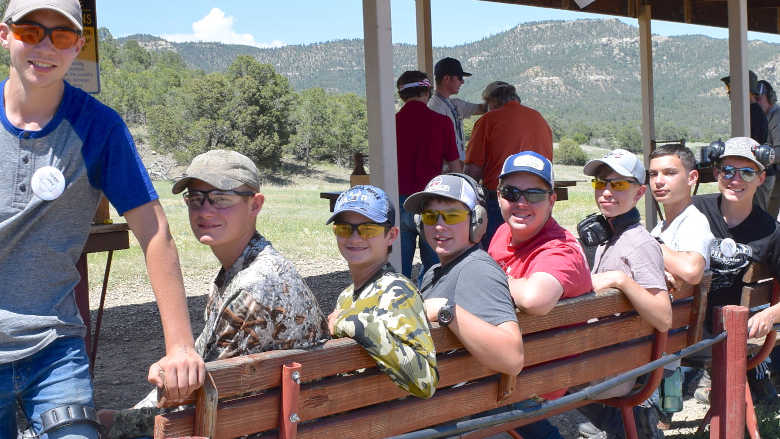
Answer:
[
  {"left": 320, "top": 180, "right": 577, "bottom": 212},
  {"left": 76, "top": 222, "right": 130, "bottom": 369}
]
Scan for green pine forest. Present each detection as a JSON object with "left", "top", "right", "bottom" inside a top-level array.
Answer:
[{"left": 2, "top": 18, "right": 780, "bottom": 169}]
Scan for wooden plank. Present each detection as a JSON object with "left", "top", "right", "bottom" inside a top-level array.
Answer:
[
  {"left": 688, "top": 274, "right": 711, "bottom": 346},
  {"left": 742, "top": 263, "right": 773, "bottom": 283},
  {"left": 82, "top": 229, "right": 129, "bottom": 254},
  {"left": 741, "top": 283, "right": 772, "bottom": 310},
  {"left": 163, "top": 290, "right": 688, "bottom": 408}
]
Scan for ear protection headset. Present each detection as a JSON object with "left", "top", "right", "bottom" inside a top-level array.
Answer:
[
  {"left": 703, "top": 139, "right": 775, "bottom": 169},
  {"left": 415, "top": 173, "right": 488, "bottom": 244},
  {"left": 758, "top": 80, "right": 777, "bottom": 105}
]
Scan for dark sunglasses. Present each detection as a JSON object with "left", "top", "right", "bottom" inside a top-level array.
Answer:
[
  {"left": 332, "top": 222, "right": 388, "bottom": 239},
  {"left": 718, "top": 165, "right": 759, "bottom": 182},
  {"left": 10, "top": 21, "right": 81, "bottom": 50},
  {"left": 183, "top": 189, "right": 255, "bottom": 209},
  {"left": 499, "top": 185, "right": 552, "bottom": 204}
]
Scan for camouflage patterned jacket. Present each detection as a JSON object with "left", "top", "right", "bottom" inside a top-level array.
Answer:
[
  {"left": 195, "top": 232, "right": 329, "bottom": 361},
  {"left": 331, "top": 263, "right": 438, "bottom": 399},
  {"left": 107, "top": 232, "right": 329, "bottom": 439}
]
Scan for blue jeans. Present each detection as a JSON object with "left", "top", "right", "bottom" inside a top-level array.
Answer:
[
  {"left": 480, "top": 195, "right": 504, "bottom": 250},
  {"left": 578, "top": 402, "right": 663, "bottom": 439},
  {"left": 1, "top": 336, "right": 98, "bottom": 439},
  {"left": 399, "top": 195, "right": 438, "bottom": 284}
]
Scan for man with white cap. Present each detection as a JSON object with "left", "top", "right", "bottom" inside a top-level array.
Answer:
[
  {"left": 0, "top": 1, "right": 203, "bottom": 437},
  {"left": 691, "top": 137, "right": 780, "bottom": 403},
  {"left": 577, "top": 149, "right": 671, "bottom": 439}
]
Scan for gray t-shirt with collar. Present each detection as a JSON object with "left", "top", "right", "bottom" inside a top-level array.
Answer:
[{"left": 592, "top": 222, "right": 667, "bottom": 292}]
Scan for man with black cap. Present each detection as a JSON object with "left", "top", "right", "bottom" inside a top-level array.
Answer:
[
  {"left": 103, "top": 150, "right": 330, "bottom": 437},
  {"left": 0, "top": 0, "right": 203, "bottom": 436},
  {"left": 428, "top": 57, "right": 487, "bottom": 163},
  {"left": 756, "top": 79, "right": 780, "bottom": 217}
]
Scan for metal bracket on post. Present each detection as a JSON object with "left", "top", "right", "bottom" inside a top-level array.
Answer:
[{"left": 279, "top": 362, "right": 302, "bottom": 439}]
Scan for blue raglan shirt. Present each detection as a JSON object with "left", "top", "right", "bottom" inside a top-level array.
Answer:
[{"left": 0, "top": 80, "right": 158, "bottom": 363}]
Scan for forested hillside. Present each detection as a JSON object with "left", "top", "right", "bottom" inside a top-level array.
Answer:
[{"left": 122, "top": 18, "right": 780, "bottom": 143}]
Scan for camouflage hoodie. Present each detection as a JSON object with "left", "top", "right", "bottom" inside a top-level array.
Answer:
[{"left": 331, "top": 263, "right": 438, "bottom": 399}]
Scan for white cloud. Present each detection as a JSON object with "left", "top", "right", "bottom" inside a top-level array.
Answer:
[{"left": 162, "top": 8, "right": 285, "bottom": 48}]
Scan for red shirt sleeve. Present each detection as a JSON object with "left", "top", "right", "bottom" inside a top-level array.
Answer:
[{"left": 523, "top": 244, "right": 592, "bottom": 299}]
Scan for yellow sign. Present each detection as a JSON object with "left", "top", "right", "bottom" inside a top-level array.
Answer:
[{"left": 65, "top": 0, "right": 99, "bottom": 94}]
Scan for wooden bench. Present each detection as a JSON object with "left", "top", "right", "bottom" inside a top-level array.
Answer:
[{"left": 152, "top": 278, "right": 715, "bottom": 439}]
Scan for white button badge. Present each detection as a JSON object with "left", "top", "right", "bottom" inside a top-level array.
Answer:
[
  {"left": 719, "top": 238, "right": 737, "bottom": 258},
  {"left": 31, "top": 166, "right": 65, "bottom": 201}
]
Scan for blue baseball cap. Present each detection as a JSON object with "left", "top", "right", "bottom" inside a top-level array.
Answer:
[
  {"left": 326, "top": 185, "right": 395, "bottom": 226},
  {"left": 499, "top": 151, "right": 554, "bottom": 188}
]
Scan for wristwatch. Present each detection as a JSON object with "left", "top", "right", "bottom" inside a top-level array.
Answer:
[{"left": 438, "top": 304, "right": 456, "bottom": 326}]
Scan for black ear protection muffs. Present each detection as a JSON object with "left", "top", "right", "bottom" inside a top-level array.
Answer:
[
  {"left": 700, "top": 139, "right": 775, "bottom": 169},
  {"left": 414, "top": 173, "right": 488, "bottom": 243}
]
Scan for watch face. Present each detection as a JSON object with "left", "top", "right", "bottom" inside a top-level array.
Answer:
[{"left": 438, "top": 305, "right": 454, "bottom": 325}]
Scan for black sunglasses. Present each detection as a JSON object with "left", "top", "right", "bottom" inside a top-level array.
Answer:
[{"left": 499, "top": 185, "right": 552, "bottom": 204}]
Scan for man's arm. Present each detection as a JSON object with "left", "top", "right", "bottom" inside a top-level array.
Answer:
[
  {"left": 444, "top": 306, "right": 523, "bottom": 375},
  {"left": 591, "top": 271, "right": 672, "bottom": 332},
  {"left": 660, "top": 245, "right": 707, "bottom": 285},
  {"left": 748, "top": 303, "right": 780, "bottom": 338},
  {"left": 463, "top": 163, "right": 482, "bottom": 181},
  {"left": 124, "top": 200, "right": 205, "bottom": 402},
  {"left": 507, "top": 273, "right": 564, "bottom": 316},
  {"left": 453, "top": 98, "right": 487, "bottom": 118}
]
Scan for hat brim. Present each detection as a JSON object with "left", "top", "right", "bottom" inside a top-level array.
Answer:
[
  {"left": 171, "top": 176, "right": 246, "bottom": 194},
  {"left": 403, "top": 190, "right": 465, "bottom": 214},
  {"left": 583, "top": 158, "right": 635, "bottom": 180},
  {"left": 9, "top": 7, "right": 83, "bottom": 31},
  {"left": 325, "top": 207, "right": 390, "bottom": 225}
]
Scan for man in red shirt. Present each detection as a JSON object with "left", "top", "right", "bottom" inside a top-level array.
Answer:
[
  {"left": 489, "top": 151, "right": 592, "bottom": 316},
  {"left": 396, "top": 70, "right": 461, "bottom": 282},
  {"left": 486, "top": 151, "right": 591, "bottom": 438},
  {"left": 465, "top": 82, "right": 553, "bottom": 248}
]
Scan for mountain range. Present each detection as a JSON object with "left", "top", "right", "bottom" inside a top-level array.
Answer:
[{"left": 120, "top": 19, "right": 780, "bottom": 140}]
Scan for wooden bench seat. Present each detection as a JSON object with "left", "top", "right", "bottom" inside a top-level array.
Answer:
[{"left": 154, "top": 283, "right": 707, "bottom": 439}]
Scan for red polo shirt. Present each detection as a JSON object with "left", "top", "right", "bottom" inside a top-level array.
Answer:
[{"left": 396, "top": 100, "right": 459, "bottom": 195}]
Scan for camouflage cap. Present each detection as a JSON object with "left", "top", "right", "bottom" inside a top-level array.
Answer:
[{"left": 172, "top": 150, "right": 259, "bottom": 194}]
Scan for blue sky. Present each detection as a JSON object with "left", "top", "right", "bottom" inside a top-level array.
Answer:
[{"left": 97, "top": 0, "right": 780, "bottom": 47}]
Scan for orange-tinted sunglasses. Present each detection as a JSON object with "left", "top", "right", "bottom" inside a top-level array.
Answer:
[{"left": 10, "top": 21, "right": 81, "bottom": 50}]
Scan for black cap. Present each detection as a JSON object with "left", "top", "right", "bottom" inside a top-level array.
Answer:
[
  {"left": 721, "top": 70, "right": 759, "bottom": 95},
  {"left": 434, "top": 57, "right": 472, "bottom": 78}
]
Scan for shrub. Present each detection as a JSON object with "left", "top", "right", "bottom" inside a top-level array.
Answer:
[{"left": 554, "top": 137, "right": 587, "bottom": 166}]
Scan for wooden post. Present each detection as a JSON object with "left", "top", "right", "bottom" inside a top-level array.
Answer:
[
  {"left": 709, "top": 305, "right": 748, "bottom": 439},
  {"left": 415, "top": 0, "right": 433, "bottom": 75},
  {"left": 727, "top": 0, "right": 750, "bottom": 138},
  {"left": 362, "top": 0, "right": 401, "bottom": 268},
  {"left": 638, "top": 3, "right": 657, "bottom": 231}
]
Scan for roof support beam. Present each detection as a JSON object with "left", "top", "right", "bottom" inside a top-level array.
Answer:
[
  {"left": 362, "top": 0, "right": 402, "bottom": 267},
  {"left": 639, "top": 3, "right": 657, "bottom": 230},
  {"left": 727, "top": 0, "right": 750, "bottom": 138},
  {"left": 684, "top": 0, "right": 694, "bottom": 23},
  {"left": 416, "top": 0, "right": 434, "bottom": 75}
]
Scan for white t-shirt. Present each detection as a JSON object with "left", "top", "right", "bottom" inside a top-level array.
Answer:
[
  {"left": 651, "top": 203, "right": 714, "bottom": 270},
  {"left": 650, "top": 202, "right": 714, "bottom": 370}
]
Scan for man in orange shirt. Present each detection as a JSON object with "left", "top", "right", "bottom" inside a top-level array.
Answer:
[{"left": 465, "top": 81, "right": 553, "bottom": 248}]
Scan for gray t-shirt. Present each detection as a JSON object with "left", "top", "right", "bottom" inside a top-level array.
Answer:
[
  {"left": 650, "top": 203, "right": 714, "bottom": 271},
  {"left": 592, "top": 223, "right": 667, "bottom": 292},
  {"left": 0, "top": 81, "right": 156, "bottom": 363},
  {"left": 420, "top": 245, "right": 517, "bottom": 326}
]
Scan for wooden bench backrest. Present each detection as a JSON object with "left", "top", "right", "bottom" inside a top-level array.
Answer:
[{"left": 154, "top": 285, "right": 706, "bottom": 439}]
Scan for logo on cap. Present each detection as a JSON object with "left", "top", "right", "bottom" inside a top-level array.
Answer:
[
  {"left": 513, "top": 154, "right": 545, "bottom": 170},
  {"left": 427, "top": 176, "right": 450, "bottom": 193}
]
